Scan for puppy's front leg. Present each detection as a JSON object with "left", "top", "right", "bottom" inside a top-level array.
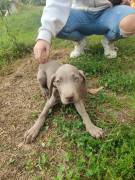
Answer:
[
  {"left": 24, "top": 95, "right": 56, "bottom": 144},
  {"left": 74, "top": 100, "right": 104, "bottom": 138}
]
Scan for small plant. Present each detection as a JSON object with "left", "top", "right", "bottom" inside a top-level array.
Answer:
[
  {"left": 37, "top": 153, "right": 49, "bottom": 171},
  {"left": 0, "top": 6, "right": 41, "bottom": 68}
]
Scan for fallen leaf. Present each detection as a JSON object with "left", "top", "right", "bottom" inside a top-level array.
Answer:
[{"left": 87, "top": 86, "right": 104, "bottom": 95}]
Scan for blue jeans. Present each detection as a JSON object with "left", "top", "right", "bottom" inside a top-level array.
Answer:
[{"left": 57, "top": 5, "right": 135, "bottom": 41}]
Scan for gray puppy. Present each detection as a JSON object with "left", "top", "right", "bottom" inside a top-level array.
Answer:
[{"left": 24, "top": 60, "right": 103, "bottom": 144}]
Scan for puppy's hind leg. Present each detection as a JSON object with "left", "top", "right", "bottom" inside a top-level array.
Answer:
[{"left": 37, "top": 70, "right": 49, "bottom": 99}]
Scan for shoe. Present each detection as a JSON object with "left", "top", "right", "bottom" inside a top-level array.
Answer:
[
  {"left": 70, "top": 38, "right": 87, "bottom": 58},
  {"left": 101, "top": 37, "right": 118, "bottom": 59}
]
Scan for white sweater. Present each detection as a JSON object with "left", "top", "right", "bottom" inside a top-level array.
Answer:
[{"left": 37, "top": 0, "right": 112, "bottom": 43}]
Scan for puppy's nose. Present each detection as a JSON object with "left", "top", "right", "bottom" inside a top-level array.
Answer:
[{"left": 66, "top": 96, "right": 74, "bottom": 102}]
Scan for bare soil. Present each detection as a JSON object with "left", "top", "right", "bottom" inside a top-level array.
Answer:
[{"left": 0, "top": 50, "right": 70, "bottom": 180}]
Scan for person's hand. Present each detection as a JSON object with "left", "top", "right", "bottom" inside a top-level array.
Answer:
[{"left": 34, "top": 40, "right": 51, "bottom": 64}]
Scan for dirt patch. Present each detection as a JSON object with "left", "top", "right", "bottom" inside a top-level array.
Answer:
[
  {"left": 0, "top": 56, "right": 39, "bottom": 179},
  {"left": 0, "top": 49, "right": 70, "bottom": 179},
  {"left": 51, "top": 48, "right": 70, "bottom": 63}
]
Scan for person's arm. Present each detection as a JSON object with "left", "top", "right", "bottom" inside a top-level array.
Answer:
[
  {"left": 37, "top": 0, "right": 72, "bottom": 43},
  {"left": 34, "top": 0, "right": 72, "bottom": 64}
]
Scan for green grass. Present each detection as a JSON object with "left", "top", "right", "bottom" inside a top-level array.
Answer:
[
  {"left": 23, "top": 34, "right": 135, "bottom": 179},
  {"left": 0, "top": 6, "right": 43, "bottom": 68},
  {"left": 53, "top": 115, "right": 135, "bottom": 179},
  {"left": 70, "top": 36, "right": 135, "bottom": 94},
  {"left": 23, "top": 94, "right": 135, "bottom": 179},
  {"left": 0, "top": 6, "right": 135, "bottom": 180},
  {"left": 23, "top": 36, "right": 135, "bottom": 179}
]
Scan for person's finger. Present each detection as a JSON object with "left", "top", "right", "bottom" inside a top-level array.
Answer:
[
  {"left": 36, "top": 47, "right": 46, "bottom": 63},
  {"left": 46, "top": 45, "right": 50, "bottom": 61},
  {"left": 40, "top": 58, "right": 46, "bottom": 64},
  {"left": 39, "top": 50, "right": 47, "bottom": 64},
  {"left": 41, "top": 45, "right": 50, "bottom": 63},
  {"left": 36, "top": 50, "right": 40, "bottom": 60},
  {"left": 33, "top": 46, "right": 38, "bottom": 59},
  {"left": 34, "top": 46, "right": 41, "bottom": 60}
]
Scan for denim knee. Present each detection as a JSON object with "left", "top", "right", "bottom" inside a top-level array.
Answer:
[
  {"left": 56, "top": 9, "right": 87, "bottom": 41},
  {"left": 57, "top": 30, "right": 85, "bottom": 41}
]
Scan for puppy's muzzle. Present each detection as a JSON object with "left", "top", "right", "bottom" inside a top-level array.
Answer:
[{"left": 65, "top": 95, "right": 74, "bottom": 103}]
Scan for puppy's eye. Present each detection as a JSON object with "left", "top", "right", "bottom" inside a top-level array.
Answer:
[
  {"left": 56, "top": 80, "right": 60, "bottom": 84},
  {"left": 56, "top": 79, "right": 62, "bottom": 85},
  {"left": 73, "top": 76, "right": 79, "bottom": 82}
]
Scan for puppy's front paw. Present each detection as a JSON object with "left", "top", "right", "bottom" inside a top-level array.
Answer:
[
  {"left": 86, "top": 125, "right": 104, "bottom": 139},
  {"left": 24, "top": 126, "right": 39, "bottom": 144}
]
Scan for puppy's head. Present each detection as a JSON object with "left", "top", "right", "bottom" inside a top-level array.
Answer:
[{"left": 50, "top": 64, "right": 86, "bottom": 104}]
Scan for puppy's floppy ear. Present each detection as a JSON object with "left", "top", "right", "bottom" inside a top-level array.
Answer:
[
  {"left": 79, "top": 70, "right": 86, "bottom": 83},
  {"left": 79, "top": 70, "right": 87, "bottom": 95},
  {"left": 49, "top": 74, "right": 56, "bottom": 97}
]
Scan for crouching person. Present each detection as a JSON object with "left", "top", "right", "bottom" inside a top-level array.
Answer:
[{"left": 34, "top": 0, "right": 135, "bottom": 63}]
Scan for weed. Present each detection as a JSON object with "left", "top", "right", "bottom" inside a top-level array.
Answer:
[{"left": 0, "top": 6, "right": 42, "bottom": 69}]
